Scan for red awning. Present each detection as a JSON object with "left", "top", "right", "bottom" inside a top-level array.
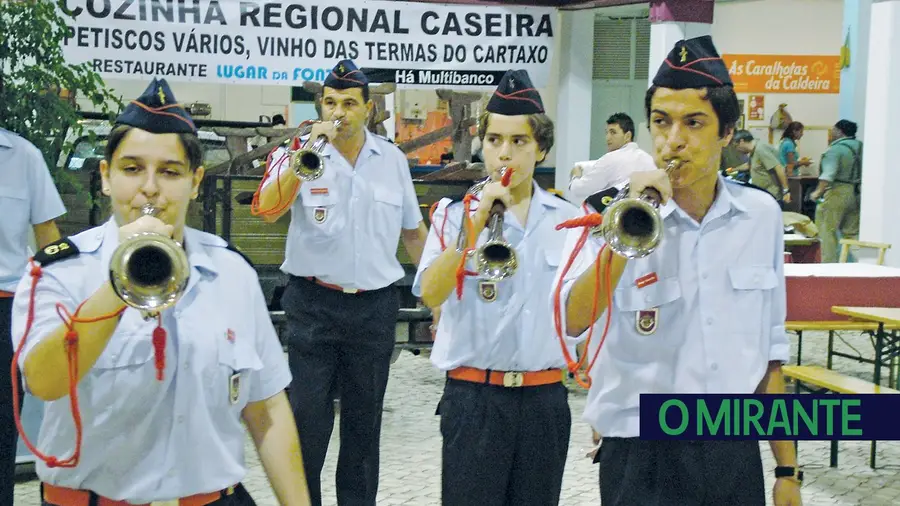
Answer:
[{"left": 398, "top": 0, "right": 646, "bottom": 11}]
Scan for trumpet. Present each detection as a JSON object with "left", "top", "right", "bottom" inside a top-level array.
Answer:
[
  {"left": 289, "top": 119, "right": 342, "bottom": 181},
  {"left": 456, "top": 167, "right": 518, "bottom": 282},
  {"left": 592, "top": 160, "right": 680, "bottom": 259},
  {"left": 109, "top": 204, "right": 190, "bottom": 318}
]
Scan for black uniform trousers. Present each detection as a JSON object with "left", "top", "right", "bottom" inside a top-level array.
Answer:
[
  {"left": 439, "top": 378, "right": 571, "bottom": 506},
  {"left": 1, "top": 296, "right": 21, "bottom": 506},
  {"left": 283, "top": 275, "right": 398, "bottom": 506},
  {"left": 597, "top": 438, "right": 766, "bottom": 506},
  {"left": 40, "top": 483, "right": 256, "bottom": 506}
]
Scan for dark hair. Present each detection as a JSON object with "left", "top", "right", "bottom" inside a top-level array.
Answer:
[
  {"left": 834, "top": 119, "right": 858, "bottom": 138},
  {"left": 732, "top": 129, "right": 754, "bottom": 143},
  {"left": 104, "top": 125, "right": 204, "bottom": 170},
  {"left": 272, "top": 114, "right": 286, "bottom": 126},
  {"left": 781, "top": 121, "right": 804, "bottom": 141},
  {"left": 606, "top": 112, "right": 635, "bottom": 139},
  {"left": 644, "top": 85, "right": 740, "bottom": 138},
  {"left": 477, "top": 111, "right": 555, "bottom": 163}
]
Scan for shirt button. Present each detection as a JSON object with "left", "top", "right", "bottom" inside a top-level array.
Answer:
[
  {"left": 706, "top": 318, "right": 713, "bottom": 325},
  {"left": 702, "top": 272, "right": 709, "bottom": 280},
  {"left": 711, "top": 363, "right": 719, "bottom": 371},
  {"left": 753, "top": 275, "right": 760, "bottom": 283},
  {"left": 177, "top": 416, "right": 185, "bottom": 424}
]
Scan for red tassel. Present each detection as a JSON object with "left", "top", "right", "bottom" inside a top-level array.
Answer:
[{"left": 152, "top": 321, "right": 166, "bottom": 381}]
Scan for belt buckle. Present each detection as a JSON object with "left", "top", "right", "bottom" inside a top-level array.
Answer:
[
  {"left": 503, "top": 371, "right": 525, "bottom": 388},
  {"left": 342, "top": 287, "right": 359, "bottom": 294},
  {"left": 150, "top": 501, "right": 179, "bottom": 506}
]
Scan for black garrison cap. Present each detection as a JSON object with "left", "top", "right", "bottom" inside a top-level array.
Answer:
[
  {"left": 652, "top": 35, "right": 733, "bottom": 89},
  {"left": 485, "top": 69, "right": 545, "bottom": 115},
  {"left": 324, "top": 59, "right": 369, "bottom": 90},
  {"left": 115, "top": 78, "right": 197, "bottom": 134}
]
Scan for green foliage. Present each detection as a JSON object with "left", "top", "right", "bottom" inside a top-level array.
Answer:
[{"left": 0, "top": 0, "right": 121, "bottom": 198}]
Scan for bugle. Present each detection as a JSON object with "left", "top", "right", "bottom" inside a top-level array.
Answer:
[
  {"left": 592, "top": 160, "right": 680, "bottom": 259},
  {"left": 455, "top": 166, "right": 517, "bottom": 281},
  {"left": 290, "top": 119, "right": 343, "bottom": 181},
  {"left": 109, "top": 204, "right": 190, "bottom": 318}
]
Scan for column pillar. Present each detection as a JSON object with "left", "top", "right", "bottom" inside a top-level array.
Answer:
[
  {"left": 838, "top": 0, "right": 874, "bottom": 137},
  {"left": 859, "top": 0, "right": 900, "bottom": 266},
  {"left": 635, "top": 1, "right": 713, "bottom": 150},
  {"left": 555, "top": 10, "right": 594, "bottom": 193},
  {"left": 647, "top": 0, "right": 714, "bottom": 89}
]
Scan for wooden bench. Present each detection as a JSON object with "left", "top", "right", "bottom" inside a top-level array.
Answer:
[
  {"left": 787, "top": 321, "right": 900, "bottom": 385},
  {"left": 839, "top": 239, "right": 892, "bottom": 265},
  {"left": 782, "top": 365, "right": 900, "bottom": 469}
]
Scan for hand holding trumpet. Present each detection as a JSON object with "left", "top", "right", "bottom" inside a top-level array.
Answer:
[
  {"left": 118, "top": 212, "right": 174, "bottom": 244},
  {"left": 308, "top": 119, "right": 341, "bottom": 143},
  {"left": 471, "top": 181, "right": 514, "bottom": 236},
  {"left": 627, "top": 161, "right": 678, "bottom": 205}
]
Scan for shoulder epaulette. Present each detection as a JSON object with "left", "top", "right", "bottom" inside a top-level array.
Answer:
[
  {"left": 725, "top": 178, "right": 778, "bottom": 200},
  {"left": 33, "top": 238, "right": 79, "bottom": 266},
  {"left": 225, "top": 243, "right": 254, "bottom": 268},
  {"left": 584, "top": 186, "right": 621, "bottom": 214}
]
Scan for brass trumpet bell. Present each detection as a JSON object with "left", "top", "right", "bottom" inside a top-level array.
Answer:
[
  {"left": 290, "top": 119, "right": 342, "bottom": 181},
  {"left": 591, "top": 160, "right": 678, "bottom": 259},
  {"left": 595, "top": 190, "right": 664, "bottom": 259},
  {"left": 109, "top": 206, "right": 190, "bottom": 316}
]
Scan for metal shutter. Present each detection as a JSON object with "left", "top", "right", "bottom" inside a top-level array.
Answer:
[{"left": 592, "top": 17, "right": 652, "bottom": 80}]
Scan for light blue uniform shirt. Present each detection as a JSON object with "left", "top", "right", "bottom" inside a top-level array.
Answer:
[
  {"left": 553, "top": 177, "right": 789, "bottom": 438},
  {"left": 264, "top": 131, "right": 422, "bottom": 291},
  {"left": 11, "top": 219, "right": 291, "bottom": 503},
  {"left": 413, "top": 184, "right": 580, "bottom": 372},
  {"left": 0, "top": 128, "right": 67, "bottom": 292}
]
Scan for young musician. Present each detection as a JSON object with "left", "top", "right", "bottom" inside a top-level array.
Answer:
[
  {"left": 553, "top": 36, "right": 802, "bottom": 506},
  {"left": 414, "top": 69, "right": 580, "bottom": 506},
  {"left": 12, "top": 79, "right": 310, "bottom": 506},
  {"left": 253, "top": 59, "right": 427, "bottom": 506}
]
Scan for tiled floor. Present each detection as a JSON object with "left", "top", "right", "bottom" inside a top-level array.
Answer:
[{"left": 14, "top": 329, "right": 900, "bottom": 505}]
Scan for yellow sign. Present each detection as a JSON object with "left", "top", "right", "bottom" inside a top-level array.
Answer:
[{"left": 722, "top": 54, "right": 841, "bottom": 94}]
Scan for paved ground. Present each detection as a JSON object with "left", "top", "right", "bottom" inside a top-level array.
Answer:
[{"left": 14, "top": 328, "right": 900, "bottom": 505}]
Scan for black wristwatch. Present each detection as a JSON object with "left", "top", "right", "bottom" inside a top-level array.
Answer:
[{"left": 774, "top": 466, "right": 803, "bottom": 482}]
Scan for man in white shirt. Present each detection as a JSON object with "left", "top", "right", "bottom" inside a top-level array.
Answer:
[{"left": 568, "top": 112, "right": 658, "bottom": 204}]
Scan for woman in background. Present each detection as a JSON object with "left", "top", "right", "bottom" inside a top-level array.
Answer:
[{"left": 779, "top": 121, "right": 812, "bottom": 176}]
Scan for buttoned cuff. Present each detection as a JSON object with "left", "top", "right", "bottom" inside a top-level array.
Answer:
[{"left": 769, "top": 324, "right": 790, "bottom": 363}]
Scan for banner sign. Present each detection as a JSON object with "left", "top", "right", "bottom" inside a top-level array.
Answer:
[
  {"left": 722, "top": 54, "right": 841, "bottom": 94},
  {"left": 639, "top": 394, "right": 898, "bottom": 441},
  {"left": 59, "top": 0, "right": 557, "bottom": 88}
]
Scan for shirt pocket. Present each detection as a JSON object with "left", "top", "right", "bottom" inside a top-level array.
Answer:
[
  {"left": 0, "top": 185, "right": 28, "bottom": 231},
  {"left": 89, "top": 332, "right": 159, "bottom": 426},
  {"left": 369, "top": 185, "right": 404, "bottom": 250},
  {"left": 611, "top": 277, "right": 683, "bottom": 363},
  {"left": 297, "top": 181, "right": 345, "bottom": 239},
  {"left": 214, "top": 338, "right": 264, "bottom": 410},
  {"left": 727, "top": 265, "right": 777, "bottom": 335}
]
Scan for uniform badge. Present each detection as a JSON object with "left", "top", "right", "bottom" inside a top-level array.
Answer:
[
  {"left": 314, "top": 207, "right": 327, "bottom": 223},
  {"left": 478, "top": 281, "right": 497, "bottom": 302},
  {"left": 636, "top": 308, "right": 658, "bottom": 335},
  {"left": 310, "top": 187, "right": 329, "bottom": 196},
  {"left": 226, "top": 329, "right": 235, "bottom": 343},
  {"left": 229, "top": 373, "right": 241, "bottom": 404}
]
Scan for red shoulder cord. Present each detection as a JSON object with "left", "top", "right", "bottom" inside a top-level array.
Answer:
[
  {"left": 250, "top": 120, "right": 316, "bottom": 218},
  {"left": 8, "top": 260, "right": 160, "bottom": 468},
  {"left": 453, "top": 169, "right": 514, "bottom": 299},
  {"left": 552, "top": 204, "right": 615, "bottom": 389}
]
